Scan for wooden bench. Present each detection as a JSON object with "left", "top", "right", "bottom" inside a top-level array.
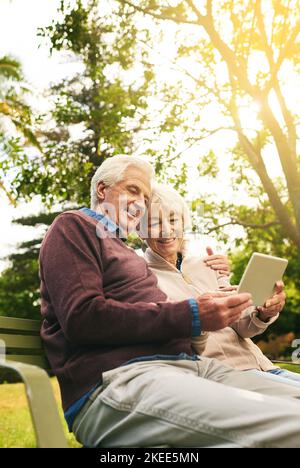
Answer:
[{"left": 0, "top": 316, "right": 68, "bottom": 448}]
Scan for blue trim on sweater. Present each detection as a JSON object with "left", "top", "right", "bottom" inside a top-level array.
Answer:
[
  {"left": 188, "top": 298, "right": 201, "bottom": 337},
  {"left": 80, "top": 207, "right": 119, "bottom": 233}
]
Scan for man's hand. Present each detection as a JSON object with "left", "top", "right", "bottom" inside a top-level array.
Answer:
[
  {"left": 256, "top": 281, "right": 286, "bottom": 322},
  {"left": 197, "top": 291, "right": 253, "bottom": 332},
  {"left": 203, "top": 247, "right": 231, "bottom": 277}
]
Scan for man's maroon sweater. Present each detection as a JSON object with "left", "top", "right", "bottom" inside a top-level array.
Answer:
[{"left": 39, "top": 210, "right": 194, "bottom": 410}]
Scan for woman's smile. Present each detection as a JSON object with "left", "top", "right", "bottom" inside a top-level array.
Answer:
[{"left": 157, "top": 238, "right": 176, "bottom": 244}]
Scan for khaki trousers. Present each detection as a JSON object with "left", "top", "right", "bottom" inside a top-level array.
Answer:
[{"left": 73, "top": 356, "right": 300, "bottom": 448}]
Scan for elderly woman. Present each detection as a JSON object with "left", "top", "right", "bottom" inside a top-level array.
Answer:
[{"left": 142, "top": 182, "right": 300, "bottom": 385}]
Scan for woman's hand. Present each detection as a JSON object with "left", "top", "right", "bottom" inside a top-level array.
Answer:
[
  {"left": 203, "top": 247, "right": 231, "bottom": 277},
  {"left": 256, "top": 281, "right": 286, "bottom": 322},
  {"left": 219, "top": 285, "right": 238, "bottom": 293}
]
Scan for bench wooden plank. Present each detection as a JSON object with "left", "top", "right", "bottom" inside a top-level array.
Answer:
[
  {"left": 0, "top": 316, "right": 41, "bottom": 333},
  {"left": 0, "top": 334, "right": 43, "bottom": 350},
  {"left": 5, "top": 354, "right": 48, "bottom": 368}
]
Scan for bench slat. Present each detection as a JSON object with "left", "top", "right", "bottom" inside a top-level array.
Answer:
[
  {"left": 0, "top": 316, "right": 41, "bottom": 333},
  {"left": 4, "top": 354, "right": 48, "bottom": 369},
  {"left": 0, "top": 333, "right": 42, "bottom": 350}
]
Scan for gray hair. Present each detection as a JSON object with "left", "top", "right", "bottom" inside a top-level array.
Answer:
[
  {"left": 150, "top": 182, "right": 191, "bottom": 226},
  {"left": 90, "top": 155, "right": 155, "bottom": 211},
  {"left": 149, "top": 182, "right": 191, "bottom": 254}
]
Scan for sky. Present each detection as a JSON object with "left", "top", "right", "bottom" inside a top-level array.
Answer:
[{"left": 0, "top": 0, "right": 75, "bottom": 89}]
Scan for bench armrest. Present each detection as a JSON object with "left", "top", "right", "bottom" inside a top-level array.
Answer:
[{"left": 0, "top": 359, "right": 68, "bottom": 448}]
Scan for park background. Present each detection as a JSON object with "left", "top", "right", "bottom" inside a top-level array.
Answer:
[{"left": 0, "top": 0, "right": 300, "bottom": 446}]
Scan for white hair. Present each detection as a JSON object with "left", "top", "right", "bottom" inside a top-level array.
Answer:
[
  {"left": 149, "top": 182, "right": 191, "bottom": 255},
  {"left": 90, "top": 155, "right": 155, "bottom": 211}
]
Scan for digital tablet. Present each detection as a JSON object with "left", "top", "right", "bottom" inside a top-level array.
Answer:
[{"left": 237, "top": 253, "right": 288, "bottom": 307}]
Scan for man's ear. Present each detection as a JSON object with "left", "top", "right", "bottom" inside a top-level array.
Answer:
[{"left": 96, "top": 181, "right": 106, "bottom": 201}]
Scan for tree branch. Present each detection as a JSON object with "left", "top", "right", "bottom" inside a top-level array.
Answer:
[
  {"left": 164, "top": 127, "right": 235, "bottom": 164},
  {"left": 185, "top": 0, "right": 205, "bottom": 22},
  {"left": 227, "top": 77, "right": 300, "bottom": 247},
  {"left": 0, "top": 181, "right": 17, "bottom": 207},
  {"left": 206, "top": 0, "right": 212, "bottom": 18},
  {"left": 256, "top": 3, "right": 297, "bottom": 163},
  {"left": 203, "top": 219, "right": 281, "bottom": 235},
  {"left": 118, "top": 0, "right": 199, "bottom": 25},
  {"left": 256, "top": 1, "right": 275, "bottom": 68},
  {"left": 265, "top": 19, "right": 300, "bottom": 94}
]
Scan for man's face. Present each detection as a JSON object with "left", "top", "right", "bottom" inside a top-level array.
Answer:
[{"left": 97, "top": 166, "right": 151, "bottom": 236}]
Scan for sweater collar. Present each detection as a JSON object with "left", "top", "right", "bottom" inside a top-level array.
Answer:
[
  {"left": 144, "top": 247, "right": 182, "bottom": 273},
  {"left": 79, "top": 207, "right": 127, "bottom": 239}
]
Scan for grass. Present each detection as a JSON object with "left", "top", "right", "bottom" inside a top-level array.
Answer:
[
  {"left": 0, "top": 364, "right": 300, "bottom": 448},
  {"left": 0, "top": 378, "right": 81, "bottom": 448},
  {"left": 277, "top": 362, "right": 300, "bottom": 374}
]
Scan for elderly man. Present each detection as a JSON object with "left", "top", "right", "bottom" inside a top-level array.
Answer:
[{"left": 40, "top": 155, "right": 300, "bottom": 448}]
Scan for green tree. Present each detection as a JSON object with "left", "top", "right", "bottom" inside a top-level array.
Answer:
[
  {"left": 117, "top": 0, "right": 300, "bottom": 249},
  {"left": 0, "top": 212, "right": 63, "bottom": 319},
  {"left": 7, "top": 0, "right": 155, "bottom": 208},
  {"left": 0, "top": 55, "right": 40, "bottom": 205}
]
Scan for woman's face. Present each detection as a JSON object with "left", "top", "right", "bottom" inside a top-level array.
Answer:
[{"left": 145, "top": 206, "right": 184, "bottom": 259}]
